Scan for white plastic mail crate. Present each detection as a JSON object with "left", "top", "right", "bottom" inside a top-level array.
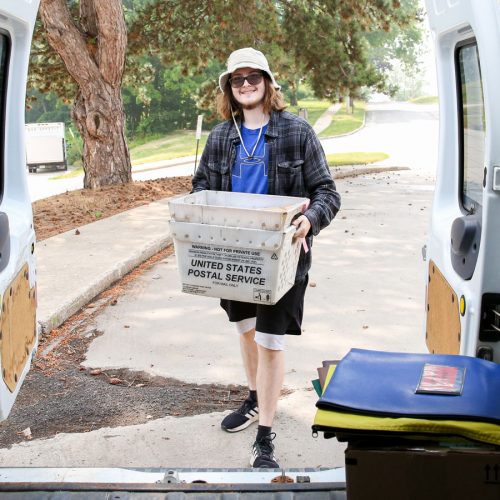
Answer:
[
  {"left": 168, "top": 190, "right": 308, "bottom": 231},
  {"left": 169, "top": 221, "right": 302, "bottom": 304},
  {"left": 168, "top": 191, "right": 309, "bottom": 304}
]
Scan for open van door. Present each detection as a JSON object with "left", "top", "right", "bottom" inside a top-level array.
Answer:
[
  {"left": 0, "top": 0, "right": 39, "bottom": 419},
  {"left": 425, "top": 0, "right": 500, "bottom": 361}
]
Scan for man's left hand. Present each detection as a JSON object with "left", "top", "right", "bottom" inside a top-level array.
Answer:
[{"left": 292, "top": 215, "right": 311, "bottom": 241}]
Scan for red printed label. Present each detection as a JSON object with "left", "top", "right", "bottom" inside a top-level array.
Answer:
[{"left": 416, "top": 363, "right": 465, "bottom": 395}]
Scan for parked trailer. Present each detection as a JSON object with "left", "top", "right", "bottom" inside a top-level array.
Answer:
[{"left": 25, "top": 122, "right": 67, "bottom": 173}]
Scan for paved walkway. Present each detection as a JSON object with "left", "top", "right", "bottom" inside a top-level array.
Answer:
[
  {"left": 313, "top": 103, "right": 342, "bottom": 134},
  {"left": 4, "top": 168, "right": 433, "bottom": 468},
  {"left": 35, "top": 164, "right": 399, "bottom": 335},
  {"left": 36, "top": 198, "right": 173, "bottom": 334}
]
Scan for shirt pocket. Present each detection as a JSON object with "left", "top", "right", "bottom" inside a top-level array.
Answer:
[
  {"left": 207, "top": 161, "right": 230, "bottom": 191},
  {"left": 277, "top": 159, "right": 305, "bottom": 196}
]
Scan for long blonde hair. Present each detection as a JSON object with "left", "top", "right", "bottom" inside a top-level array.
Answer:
[{"left": 216, "top": 74, "right": 287, "bottom": 121}]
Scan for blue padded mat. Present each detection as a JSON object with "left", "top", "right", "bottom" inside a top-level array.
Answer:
[{"left": 317, "top": 349, "right": 500, "bottom": 424}]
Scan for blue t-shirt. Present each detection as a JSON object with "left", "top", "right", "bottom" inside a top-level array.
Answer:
[{"left": 232, "top": 124, "right": 269, "bottom": 194}]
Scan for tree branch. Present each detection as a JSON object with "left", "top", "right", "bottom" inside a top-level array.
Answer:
[
  {"left": 39, "top": 0, "right": 100, "bottom": 90},
  {"left": 93, "top": 0, "right": 127, "bottom": 88},
  {"left": 80, "top": 0, "right": 98, "bottom": 37}
]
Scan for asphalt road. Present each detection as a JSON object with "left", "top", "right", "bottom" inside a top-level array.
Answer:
[{"left": 321, "top": 101, "right": 439, "bottom": 172}]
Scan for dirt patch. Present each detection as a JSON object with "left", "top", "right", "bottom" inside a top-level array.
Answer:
[
  {"left": 0, "top": 362, "right": 249, "bottom": 448},
  {"left": 0, "top": 248, "right": 250, "bottom": 448},
  {"left": 33, "top": 176, "right": 192, "bottom": 241}
]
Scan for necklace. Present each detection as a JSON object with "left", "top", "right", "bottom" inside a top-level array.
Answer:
[{"left": 232, "top": 113, "right": 266, "bottom": 159}]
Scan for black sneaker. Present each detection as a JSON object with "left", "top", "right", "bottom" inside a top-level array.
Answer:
[
  {"left": 221, "top": 398, "right": 259, "bottom": 432},
  {"left": 250, "top": 432, "right": 280, "bottom": 468}
]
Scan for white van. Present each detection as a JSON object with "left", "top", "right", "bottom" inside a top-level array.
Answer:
[
  {"left": 423, "top": 0, "right": 500, "bottom": 364},
  {"left": 0, "top": 0, "right": 38, "bottom": 423}
]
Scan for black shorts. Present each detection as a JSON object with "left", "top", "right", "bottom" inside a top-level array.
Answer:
[{"left": 220, "top": 275, "right": 309, "bottom": 336}]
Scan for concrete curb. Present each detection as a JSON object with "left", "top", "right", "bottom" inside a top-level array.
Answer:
[
  {"left": 133, "top": 157, "right": 195, "bottom": 174},
  {"left": 37, "top": 234, "right": 173, "bottom": 335},
  {"left": 331, "top": 165, "right": 409, "bottom": 179},
  {"left": 319, "top": 107, "right": 367, "bottom": 140}
]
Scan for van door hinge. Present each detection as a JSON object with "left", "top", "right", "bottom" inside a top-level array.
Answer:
[{"left": 492, "top": 166, "right": 500, "bottom": 191}]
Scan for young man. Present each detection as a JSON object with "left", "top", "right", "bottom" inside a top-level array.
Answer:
[{"left": 192, "top": 47, "right": 341, "bottom": 468}]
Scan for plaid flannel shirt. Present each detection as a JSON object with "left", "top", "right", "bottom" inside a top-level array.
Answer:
[{"left": 192, "top": 110, "right": 341, "bottom": 280}]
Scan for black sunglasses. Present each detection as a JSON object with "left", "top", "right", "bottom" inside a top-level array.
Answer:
[{"left": 229, "top": 72, "right": 264, "bottom": 88}]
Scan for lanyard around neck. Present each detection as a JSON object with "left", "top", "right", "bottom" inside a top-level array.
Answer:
[{"left": 232, "top": 112, "right": 265, "bottom": 159}]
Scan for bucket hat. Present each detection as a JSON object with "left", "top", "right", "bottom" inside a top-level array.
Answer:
[{"left": 219, "top": 47, "right": 280, "bottom": 92}]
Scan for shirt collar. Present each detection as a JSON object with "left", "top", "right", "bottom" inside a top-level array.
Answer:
[
  {"left": 229, "top": 117, "right": 240, "bottom": 140},
  {"left": 265, "top": 111, "right": 279, "bottom": 138}
]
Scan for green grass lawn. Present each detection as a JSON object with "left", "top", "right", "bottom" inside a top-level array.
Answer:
[
  {"left": 131, "top": 130, "right": 209, "bottom": 165},
  {"left": 287, "top": 99, "right": 331, "bottom": 125},
  {"left": 51, "top": 168, "right": 84, "bottom": 180},
  {"left": 326, "top": 152, "right": 389, "bottom": 166},
  {"left": 319, "top": 101, "right": 365, "bottom": 138}
]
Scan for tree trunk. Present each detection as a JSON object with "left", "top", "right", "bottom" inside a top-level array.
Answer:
[
  {"left": 73, "top": 87, "right": 131, "bottom": 188},
  {"left": 39, "top": 0, "right": 131, "bottom": 189},
  {"left": 289, "top": 77, "right": 299, "bottom": 106},
  {"left": 345, "top": 94, "right": 353, "bottom": 114}
]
